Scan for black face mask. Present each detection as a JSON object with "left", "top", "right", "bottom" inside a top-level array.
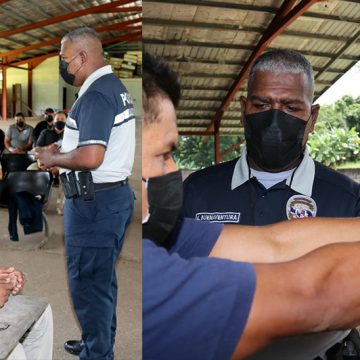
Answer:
[
  {"left": 55, "top": 121, "right": 65, "bottom": 131},
  {"left": 46, "top": 115, "right": 54, "bottom": 124},
  {"left": 60, "top": 60, "right": 76, "bottom": 85},
  {"left": 244, "top": 109, "right": 307, "bottom": 171},
  {"left": 16, "top": 120, "right": 25, "bottom": 128},
  {"left": 142, "top": 170, "right": 183, "bottom": 246}
]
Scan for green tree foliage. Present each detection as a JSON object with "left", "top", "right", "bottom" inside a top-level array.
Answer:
[
  {"left": 308, "top": 95, "right": 360, "bottom": 167},
  {"left": 174, "top": 136, "right": 215, "bottom": 169},
  {"left": 308, "top": 127, "right": 359, "bottom": 167},
  {"left": 174, "top": 135, "right": 243, "bottom": 169}
]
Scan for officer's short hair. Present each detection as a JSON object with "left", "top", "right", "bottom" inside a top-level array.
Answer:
[
  {"left": 143, "top": 52, "right": 181, "bottom": 126},
  {"left": 45, "top": 108, "right": 54, "bottom": 114},
  {"left": 62, "top": 27, "right": 100, "bottom": 42},
  {"left": 248, "top": 49, "right": 315, "bottom": 100}
]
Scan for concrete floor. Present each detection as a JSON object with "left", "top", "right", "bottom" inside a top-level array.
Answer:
[{"left": 0, "top": 180, "right": 142, "bottom": 360}]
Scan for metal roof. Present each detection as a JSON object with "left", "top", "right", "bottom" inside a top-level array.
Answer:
[
  {"left": 0, "top": 0, "right": 142, "bottom": 66},
  {"left": 143, "top": 0, "right": 360, "bottom": 136}
]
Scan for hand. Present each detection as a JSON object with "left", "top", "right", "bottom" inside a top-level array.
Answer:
[
  {"left": 35, "top": 143, "right": 59, "bottom": 168},
  {"left": 8, "top": 147, "right": 21, "bottom": 154},
  {"left": 0, "top": 283, "right": 12, "bottom": 308},
  {"left": 0, "top": 267, "right": 15, "bottom": 285},
  {"left": 11, "top": 270, "right": 26, "bottom": 295},
  {"left": 49, "top": 167, "right": 60, "bottom": 177},
  {"left": 0, "top": 267, "right": 26, "bottom": 295}
]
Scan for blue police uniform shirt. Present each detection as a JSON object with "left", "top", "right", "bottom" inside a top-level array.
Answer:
[
  {"left": 182, "top": 147, "right": 359, "bottom": 360},
  {"left": 61, "top": 65, "right": 135, "bottom": 183},
  {"left": 143, "top": 218, "right": 256, "bottom": 360},
  {"left": 183, "top": 147, "right": 360, "bottom": 225}
]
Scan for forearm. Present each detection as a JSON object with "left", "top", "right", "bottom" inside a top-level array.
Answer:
[
  {"left": 210, "top": 225, "right": 277, "bottom": 262},
  {"left": 4, "top": 138, "right": 13, "bottom": 151},
  {"left": 50, "top": 149, "right": 97, "bottom": 170},
  {"left": 37, "top": 144, "right": 105, "bottom": 170},
  {"left": 232, "top": 241, "right": 360, "bottom": 359},
  {"left": 210, "top": 217, "right": 360, "bottom": 263},
  {"left": 273, "top": 217, "right": 360, "bottom": 261}
]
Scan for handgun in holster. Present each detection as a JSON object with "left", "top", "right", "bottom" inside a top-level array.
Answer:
[{"left": 60, "top": 171, "right": 80, "bottom": 199}]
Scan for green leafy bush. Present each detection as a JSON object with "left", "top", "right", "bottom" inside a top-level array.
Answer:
[{"left": 308, "top": 127, "right": 360, "bottom": 167}]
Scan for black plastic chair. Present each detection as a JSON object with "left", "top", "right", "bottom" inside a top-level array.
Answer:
[
  {"left": 4, "top": 171, "right": 53, "bottom": 248},
  {"left": 1, "top": 153, "right": 35, "bottom": 179},
  {"left": 0, "top": 179, "right": 8, "bottom": 207}
]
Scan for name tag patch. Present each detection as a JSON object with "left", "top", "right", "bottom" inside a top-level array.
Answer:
[{"left": 195, "top": 212, "right": 241, "bottom": 223}]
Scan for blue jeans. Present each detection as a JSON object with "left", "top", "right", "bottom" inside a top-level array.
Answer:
[{"left": 65, "top": 184, "right": 134, "bottom": 360}]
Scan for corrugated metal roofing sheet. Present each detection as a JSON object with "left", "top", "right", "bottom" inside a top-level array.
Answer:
[{"left": 0, "top": 0, "right": 142, "bottom": 64}]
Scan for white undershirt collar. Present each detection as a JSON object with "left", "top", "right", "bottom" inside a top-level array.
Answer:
[{"left": 231, "top": 146, "right": 315, "bottom": 196}]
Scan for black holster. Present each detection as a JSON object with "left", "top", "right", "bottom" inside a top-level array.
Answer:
[{"left": 60, "top": 171, "right": 94, "bottom": 201}]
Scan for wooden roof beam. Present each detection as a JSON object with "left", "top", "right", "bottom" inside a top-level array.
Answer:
[
  {"left": 0, "top": 0, "right": 135, "bottom": 38},
  {"left": 96, "top": 6, "right": 142, "bottom": 13}
]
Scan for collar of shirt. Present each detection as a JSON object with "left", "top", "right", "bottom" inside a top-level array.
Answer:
[
  {"left": 78, "top": 65, "right": 113, "bottom": 98},
  {"left": 231, "top": 146, "right": 315, "bottom": 196}
]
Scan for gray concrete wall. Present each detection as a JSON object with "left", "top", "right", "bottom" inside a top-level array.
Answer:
[{"left": 338, "top": 168, "right": 360, "bottom": 183}]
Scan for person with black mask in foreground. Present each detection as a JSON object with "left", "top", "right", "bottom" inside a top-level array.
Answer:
[
  {"left": 36, "top": 111, "right": 67, "bottom": 147},
  {"left": 4, "top": 112, "right": 33, "bottom": 154},
  {"left": 183, "top": 49, "right": 359, "bottom": 225},
  {"left": 142, "top": 52, "right": 360, "bottom": 360},
  {"left": 181, "top": 49, "right": 360, "bottom": 359},
  {"left": 32, "top": 108, "right": 55, "bottom": 145}
]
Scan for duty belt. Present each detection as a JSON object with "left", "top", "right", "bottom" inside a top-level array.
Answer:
[
  {"left": 94, "top": 178, "right": 128, "bottom": 192},
  {"left": 60, "top": 170, "right": 128, "bottom": 201}
]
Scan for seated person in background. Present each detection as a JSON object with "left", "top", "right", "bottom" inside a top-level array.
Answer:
[
  {"left": 32, "top": 108, "right": 55, "bottom": 145},
  {"left": 35, "top": 111, "right": 67, "bottom": 215},
  {"left": 4, "top": 113, "right": 33, "bottom": 154},
  {"left": 36, "top": 111, "right": 66, "bottom": 147},
  {"left": 0, "top": 267, "right": 53, "bottom": 360}
]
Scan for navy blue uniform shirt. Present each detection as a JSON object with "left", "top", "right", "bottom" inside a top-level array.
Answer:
[
  {"left": 143, "top": 218, "right": 256, "bottom": 360},
  {"left": 61, "top": 65, "right": 135, "bottom": 183},
  {"left": 183, "top": 148, "right": 360, "bottom": 225}
]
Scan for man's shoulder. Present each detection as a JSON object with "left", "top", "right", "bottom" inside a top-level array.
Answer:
[
  {"left": 82, "top": 74, "right": 132, "bottom": 110},
  {"left": 184, "top": 158, "right": 238, "bottom": 187},
  {"left": 34, "top": 120, "right": 46, "bottom": 130},
  {"left": 89, "top": 73, "right": 125, "bottom": 94},
  {"left": 314, "top": 161, "right": 360, "bottom": 196},
  {"left": 6, "top": 124, "right": 15, "bottom": 131},
  {"left": 39, "top": 128, "right": 53, "bottom": 136}
]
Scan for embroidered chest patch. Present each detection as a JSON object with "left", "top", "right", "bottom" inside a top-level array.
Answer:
[{"left": 286, "top": 195, "right": 317, "bottom": 220}]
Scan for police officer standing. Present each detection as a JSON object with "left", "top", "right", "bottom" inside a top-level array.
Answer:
[{"left": 35, "top": 27, "right": 135, "bottom": 360}]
